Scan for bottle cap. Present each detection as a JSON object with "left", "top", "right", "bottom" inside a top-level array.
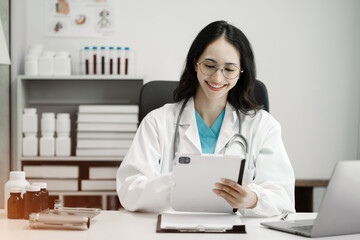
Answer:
[
  {"left": 41, "top": 51, "right": 55, "bottom": 57},
  {"left": 9, "top": 171, "right": 26, "bottom": 180},
  {"left": 109, "top": 47, "right": 114, "bottom": 50},
  {"left": 57, "top": 113, "right": 70, "bottom": 119},
  {"left": 42, "top": 112, "right": 55, "bottom": 118},
  {"left": 42, "top": 132, "right": 55, "bottom": 137},
  {"left": 125, "top": 47, "right": 130, "bottom": 50},
  {"left": 117, "top": 47, "right": 122, "bottom": 50},
  {"left": 101, "top": 46, "right": 106, "bottom": 50},
  {"left": 10, "top": 187, "right": 22, "bottom": 193},
  {"left": 25, "top": 54, "right": 38, "bottom": 61},
  {"left": 84, "top": 47, "right": 90, "bottom": 50},
  {"left": 32, "top": 182, "right": 47, "bottom": 189},
  {"left": 55, "top": 51, "right": 70, "bottom": 57},
  {"left": 24, "top": 108, "right": 37, "bottom": 114},
  {"left": 24, "top": 133, "right": 37, "bottom": 138},
  {"left": 26, "top": 185, "right": 41, "bottom": 192},
  {"left": 92, "top": 46, "right": 98, "bottom": 50}
]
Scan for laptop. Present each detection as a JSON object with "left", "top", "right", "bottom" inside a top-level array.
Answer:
[
  {"left": 170, "top": 154, "right": 245, "bottom": 213},
  {"left": 261, "top": 161, "right": 360, "bottom": 238}
]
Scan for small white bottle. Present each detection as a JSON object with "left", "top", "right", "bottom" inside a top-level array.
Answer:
[
  {"left": 23, "top": 134, "right": 38, "bottom": 156},
  {"left": 54, "top": 51, "right": 71, "bottom": 76},
  {"left": 38, "top": 51, "right": 55, "bottom": 76},
  {"left": 4, "top": 171, "right": 30, "bottom": 215},
  {"left": 55, "top": 113, "right": 71, "bottom": 156},
  {"left": 22, "top": 108, "right": 38, "bottom": 156},
  {"left": 40, "top": 112, "right": 55, "bottom": 156},
  {"left": 25, "top": 54, "right": 39, "bottom": 76}
]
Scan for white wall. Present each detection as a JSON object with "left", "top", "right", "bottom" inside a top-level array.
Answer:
[{"left": 11, "top": 0, "right": 360, "bottom": 179}]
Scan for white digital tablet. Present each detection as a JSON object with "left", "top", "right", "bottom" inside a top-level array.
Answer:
[{"left": 170, "top": 154, "right": 245, "bottom": 213}]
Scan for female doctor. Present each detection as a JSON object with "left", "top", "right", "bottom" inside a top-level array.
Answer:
[{"left": 116, "top": 20, "right": 295, "bottom": 217}]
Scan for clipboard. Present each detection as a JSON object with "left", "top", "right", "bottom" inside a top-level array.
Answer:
[{"left": 156, "top": 213, "right": 246, "bottom": 233}]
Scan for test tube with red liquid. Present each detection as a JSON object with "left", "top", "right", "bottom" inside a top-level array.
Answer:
[
  {"left": 100, "top": 47, "right": 106, "bottom": 75},
  {"left": 124, "top": 47, "right": 130, "bottom": 75},
  {"left": 84, "top": 47, "right": 90, "bottom": 75},
  {"left": 92, "top": 47, "right": 98, "bottom": 74},
  {"left": 109, "top": 47, "right": 114, "bottom": 75},
  {"left": 116, "top": 47, "right": 122, "bottom": 75}
]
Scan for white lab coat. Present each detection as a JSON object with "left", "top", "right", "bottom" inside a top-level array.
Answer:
[{"left": 116, "top": 97, "right": 295, "bottom": 217}]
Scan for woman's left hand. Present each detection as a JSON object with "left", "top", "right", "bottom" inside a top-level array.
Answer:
[{"left": 213, "top": 178, "right": 258, "bottom": 209}]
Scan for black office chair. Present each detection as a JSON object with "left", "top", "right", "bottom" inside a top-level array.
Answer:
[{"left": 139, "top": 80, "right": 269, "bottom": 123}]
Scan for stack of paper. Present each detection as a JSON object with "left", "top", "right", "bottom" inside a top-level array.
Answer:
[
  {"left": 157, "top": 211, "right": 245, "bottom": 233},
  {"left": 24, "top": 165, "right": 79, "bottom": 191},
  {"left": 80, "top": 166, "right": 117, "bottom": 191},
  {"left": 76, "top": 105, "right": 138, "bottom": 157}
]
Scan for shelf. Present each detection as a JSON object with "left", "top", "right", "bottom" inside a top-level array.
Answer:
[
  {"left": 18, "top": 75, "right": 144, "bottom": 80},
  {"left": 49, "top": 191, "right": 117, "bottom": 196},
  {"left": 21, "top": 156, "right": 123, "bottom": 162},
  {"left": 295, "top": 179, "right": 329, "bottom": 187},
  {"left": 12, "top": 75, "right": 141, "bottom": 209}
]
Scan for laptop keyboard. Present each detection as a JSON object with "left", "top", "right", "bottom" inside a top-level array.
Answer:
[{"left": 290, "top": 225, "right": 313, "bottom": 233}]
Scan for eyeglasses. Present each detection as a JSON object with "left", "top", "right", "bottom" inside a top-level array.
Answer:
[{"left": 196, "top": 60, "right": 243, "bottom": 80}]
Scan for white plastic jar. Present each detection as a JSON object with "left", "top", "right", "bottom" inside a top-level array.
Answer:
[
  {"left": 25, "top": 54, "right": 39, "bottom": 76},
  {"left": 41, "top": 112, "right": 55, "bottom": 133},
  {"left": 38, "top": 51, "right": 55, "bottom": 76},
  {"left": 54, "top": 51, "right": 71, "bottom": 76},
  {"left": 40, "top": 113, "right": 55, "bottom": 156},
  {"left": 22, "top": 108, "right": 38, "bottom": 134},
  {"left": 56, "top": 113, "right": 71, "bottom": 156},
  {"left": 22, "top": 108, "right": 38, "bottom": 156}
]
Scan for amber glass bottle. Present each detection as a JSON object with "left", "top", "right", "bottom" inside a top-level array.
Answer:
[
  {"left": 23, "top": 185, "right": 41, "bottom": 220},
  {"left": 32, "top": 183, "right": 49, "bottom": 211},
  {"left": 7, "top": 188, "right": 23, "bottom": 219}
]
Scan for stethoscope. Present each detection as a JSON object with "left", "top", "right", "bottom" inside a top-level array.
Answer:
[{"left": 173, "top": 98, "right": 248, "bottom": 159}]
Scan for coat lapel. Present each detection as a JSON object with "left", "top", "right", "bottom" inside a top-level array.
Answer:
[
  {"left": 214, "top": 102, "right": 238, "bottom": 154},
  {"left": 174, "top": 98, "right": 202, "bottom": 154}
]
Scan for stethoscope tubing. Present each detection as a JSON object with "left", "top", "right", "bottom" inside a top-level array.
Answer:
[{"left": 173, "top": 98, "right": 248, "bottom": 159}]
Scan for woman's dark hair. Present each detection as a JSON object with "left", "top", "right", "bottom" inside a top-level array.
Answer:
[{"left": 174, "top": 20, "right": 262, "bottom": 113}]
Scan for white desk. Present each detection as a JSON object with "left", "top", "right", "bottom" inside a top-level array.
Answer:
[{"left": 1, "top": 210, "right": 359, "bottom": 240}]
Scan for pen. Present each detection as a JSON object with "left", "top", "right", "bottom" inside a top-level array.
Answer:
[
  {"left": 280, "top": 213, "right": 288, "bottom": 221},
  {"left": 233, "top": 159, "right": 246, "bottom": 213}
]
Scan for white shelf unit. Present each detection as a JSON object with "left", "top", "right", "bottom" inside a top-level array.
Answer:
[{"left": 11, "top": 75, "right": 143, "bottom": 209}]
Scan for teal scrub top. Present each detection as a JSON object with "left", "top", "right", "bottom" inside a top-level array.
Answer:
[{"left": 195, "top": 109, "right": 225, "bottom": 154}]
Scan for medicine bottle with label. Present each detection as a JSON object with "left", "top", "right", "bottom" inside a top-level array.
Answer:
[
  {"left": 7, "top": 188, "right": 24, "bottom": 219},
  {"left": 4, "top": 171, "right": 30, "bottom": 216},
  {"left": 23, "top": 185, "right": 41, "bottom": 220},
  {"left": 32, "top": 182, "right": 49, "bottom": 211}
]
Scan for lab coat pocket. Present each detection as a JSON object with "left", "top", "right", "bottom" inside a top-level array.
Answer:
[{"left": 243, "top": 168, "right": 255, "bottom": 185}]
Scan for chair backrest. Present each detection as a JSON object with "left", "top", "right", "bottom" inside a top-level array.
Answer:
[{"left": 138, "top": 80, "right": 269, "bottom": 123}]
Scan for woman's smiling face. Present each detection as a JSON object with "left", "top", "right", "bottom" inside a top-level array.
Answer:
[{"left": 195, "top": 36, "right": 241, "bottom": 102}]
